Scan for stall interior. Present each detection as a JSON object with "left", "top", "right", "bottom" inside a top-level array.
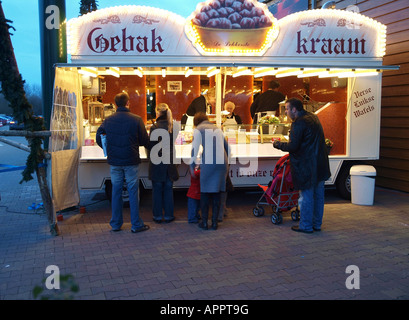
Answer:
[{"left": 71, "top": 65, "right": 372, "bottom": 156}]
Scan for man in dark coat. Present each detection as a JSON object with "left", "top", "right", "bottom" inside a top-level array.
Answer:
[
  {"left": 273, "top": 98, "right": 331, "bottom": 234},
  {"left": 250, "top": 80, "right": 286, "bottom": 124},
  {"left": 96, "top": 92, "right": 150, "bottom": 233}
]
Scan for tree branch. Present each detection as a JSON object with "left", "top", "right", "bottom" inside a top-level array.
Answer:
[
  {"left": 0, "top": 136, "right": 30, "bottom": 152},
  {"left": 0, "top": 130, "right": 51, "bottom": 137}
]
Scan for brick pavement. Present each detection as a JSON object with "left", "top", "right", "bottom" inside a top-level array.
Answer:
[{"left": 0, "top": 176, "right": 409, "bottom": 301}]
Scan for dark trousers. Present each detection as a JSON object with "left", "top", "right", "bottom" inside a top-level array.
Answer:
[
  {"left": 200, "top": 192, "right": 221, "bottom": 223},
  {"left": 152, "top": 177, "right": 174, "bottom": 221}
]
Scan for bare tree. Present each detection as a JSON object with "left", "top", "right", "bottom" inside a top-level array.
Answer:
[
  {"left": 0, "top": 92, "right": 13, "bottom": 114},
  {"left": 24, "top": 83, "right": 43, "bottom": 115}
]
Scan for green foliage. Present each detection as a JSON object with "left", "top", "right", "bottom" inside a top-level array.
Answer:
[
  {"left": 33, "top": 274, "right": 80, "bottom": 300},
  {"left": 79, "top": 0, "right": 98, "bottom": 16},
  {"left": 258, "top": 115, "right": 280, "bottom": 125},
  {"left": 0, "top": 6, "right": 46, "bottom": 183}
]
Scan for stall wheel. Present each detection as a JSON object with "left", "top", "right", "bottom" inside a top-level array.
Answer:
[
  {"left": 271, "top": 213, "right": 283, "bottom": 225},
  {"left": 291, "top": 209, "right": 300, "bottom": 221},
  {"left": 253, "top": 206, "right": 264, "bottom": 217}
]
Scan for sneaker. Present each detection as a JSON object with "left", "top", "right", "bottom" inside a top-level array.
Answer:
[{"left": 131, "top": 225, "right": 150, "bottom": 233}]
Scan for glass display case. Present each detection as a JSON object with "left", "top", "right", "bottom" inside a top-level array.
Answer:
[
  {"left": 88, "top": 102, "right": 105, "bottom": 127},
  {"left": 175, "top": 123, "right": 290, "bottom": 146},
  {"left": 222, "top": 124, "right": 290, "bottom": 144}
]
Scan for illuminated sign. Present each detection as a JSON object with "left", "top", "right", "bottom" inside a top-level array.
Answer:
[
  {"left": 270, "top": 9, "right": 386, "bottom": 58},
  {"left": 67, "top": 6, "right": 195, "bottom": 57},
  {"left": 67, "top": 6, "right": 386, "bottom": 59},
  {"left": 86, "top": 27, "right": 164, "bottom": 54},
  {"left": 185, "top": 0, "right": 279, "bottom": 56}
]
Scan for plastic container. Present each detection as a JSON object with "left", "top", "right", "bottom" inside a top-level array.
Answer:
[{"left": 350, "top": 165, "right": 376, "bottom": 205}]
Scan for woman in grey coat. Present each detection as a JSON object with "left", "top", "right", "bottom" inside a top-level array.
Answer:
[{"left": 190, "top": 113, "right": 230, "bottom": 230}]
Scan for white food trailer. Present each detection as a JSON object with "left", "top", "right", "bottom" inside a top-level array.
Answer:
[{"left": 48, "top": 1, "right": 397, "bottom": 211}]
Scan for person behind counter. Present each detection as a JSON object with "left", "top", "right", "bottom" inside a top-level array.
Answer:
[
  {"left": 148, "top": 103, "right": 178, "bottom": 224},
  {"left": 223, "top": 101, "right": 242, "bottom": 125},
  {"left": 191, "top": 112, "right": 230, "bottom": 230},
  {"left": 96, "top": 92, "right": 150, "bottom": 233},
  {"left": 250, "top": 80, "right": 286, "bottom": 124},
  {"left": 273, "top": 98, "right": 331, "bottom": 234},
  {"left": 181, "top": 88, "right": 216, "bottom": 126}
]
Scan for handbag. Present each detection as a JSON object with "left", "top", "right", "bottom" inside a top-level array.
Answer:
[{"left": 168, "top": 164, "right": 179, "bottom": 182}]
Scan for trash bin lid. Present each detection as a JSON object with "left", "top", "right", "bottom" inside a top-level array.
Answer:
[{"left": 350, "top": 165, "right": 377, "bottom": 176}]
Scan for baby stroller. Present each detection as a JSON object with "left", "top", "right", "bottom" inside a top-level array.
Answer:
[{"left": 253, "top": 154, "right": 300, "bottom": 225}]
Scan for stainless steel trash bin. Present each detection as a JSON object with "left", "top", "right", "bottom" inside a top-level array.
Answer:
[{"left": 350, "top": 165, "right": 376, "bottom": 205}]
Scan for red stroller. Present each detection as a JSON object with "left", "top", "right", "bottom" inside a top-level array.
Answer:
[{"left": 253, "top": 154, "right": 300, "bottom": 224}]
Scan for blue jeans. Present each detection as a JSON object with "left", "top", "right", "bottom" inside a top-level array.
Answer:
[
  {"left": 188, "top": 197, "right": 200, "bottom": 223},
  {"left": 110, "top": 165, "right": 144, "bottom": 231},
  {"left": 152, "top": 177, "right": 174, "bottom": 221},
  {"left": 298, "top": 180, "right": 325, "bottom": 231}
]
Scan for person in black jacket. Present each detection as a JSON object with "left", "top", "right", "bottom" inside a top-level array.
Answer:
[
  {"left": 273, "top": 98, "right": 331, "bottom": 234},
  {"left": 148, "top": 103, "right": 177, "bottom": 223},
  {"left": 181, "top": 88, "right": 215, "bottom": 125},
  {"left": 250, "top": 80, "right": 286, "bottom": 124},
  {"left": 96, "top": 92, "right": 150, "bottom": 233}
]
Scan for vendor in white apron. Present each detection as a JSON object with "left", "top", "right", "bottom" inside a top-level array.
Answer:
[
  {"left": 222, "top": 101, "right": 242, "bottom": 126},
  {"left": 182, "top": 88, "right": 215, "bottom": 129}
]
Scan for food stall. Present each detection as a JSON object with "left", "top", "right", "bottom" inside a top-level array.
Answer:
[{"left": 48, "top": 0, "right": 397, "bottom": 209}]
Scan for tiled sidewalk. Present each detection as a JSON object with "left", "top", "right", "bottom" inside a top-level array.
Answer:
[{"left": 0, "top": 179, "right": 408, "bottom": 300}]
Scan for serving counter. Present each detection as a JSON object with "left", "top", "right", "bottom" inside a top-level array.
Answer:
[{"left": 79, "top": 134, "right": 289, "bottom": 190}]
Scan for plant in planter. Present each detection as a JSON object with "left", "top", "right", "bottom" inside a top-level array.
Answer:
[
  {"left": 258, "top": 115, "right": 280, "bottom": 134},
  {"left": 258, "top": 115, "right": 280, "bottom": 125}
]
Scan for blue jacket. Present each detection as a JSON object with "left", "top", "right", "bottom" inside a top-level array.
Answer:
[{"left": 96, "top": 107, "right": 149, "bottom": 166}]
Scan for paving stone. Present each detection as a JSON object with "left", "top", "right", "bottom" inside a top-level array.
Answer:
[{"left": 1, "top": 182, "right": 409, "bottom": 301}]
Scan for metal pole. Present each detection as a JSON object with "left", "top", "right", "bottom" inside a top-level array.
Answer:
[
  {"left": 311, "top": 0, "right": 317, "bottom": 9},
  {"left": 38, "top": 0, "right": 67, "bottom": 146}
]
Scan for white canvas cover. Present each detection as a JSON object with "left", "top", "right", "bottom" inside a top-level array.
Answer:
[{"left": 49, "top": 68, "right": 83, "bottom": 211}]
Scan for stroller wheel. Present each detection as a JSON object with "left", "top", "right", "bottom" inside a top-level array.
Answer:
[
  {"left": 271, "top": 213, "right": 283, "bottom": 225},
  {"left": 253, "top": 206, "right": 264, "bottom": 217},
  {"left": 291, "top": 209, "right": 300, "bottom": 221}
]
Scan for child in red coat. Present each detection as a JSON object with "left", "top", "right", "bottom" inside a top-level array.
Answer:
[{"left": 187, "top": 166, "right": 201, "bottom": 223}]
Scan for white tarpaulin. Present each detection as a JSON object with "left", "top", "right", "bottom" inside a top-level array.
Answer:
[{"left": 49, "top": 68, "right": 83, "bottom": 211}]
